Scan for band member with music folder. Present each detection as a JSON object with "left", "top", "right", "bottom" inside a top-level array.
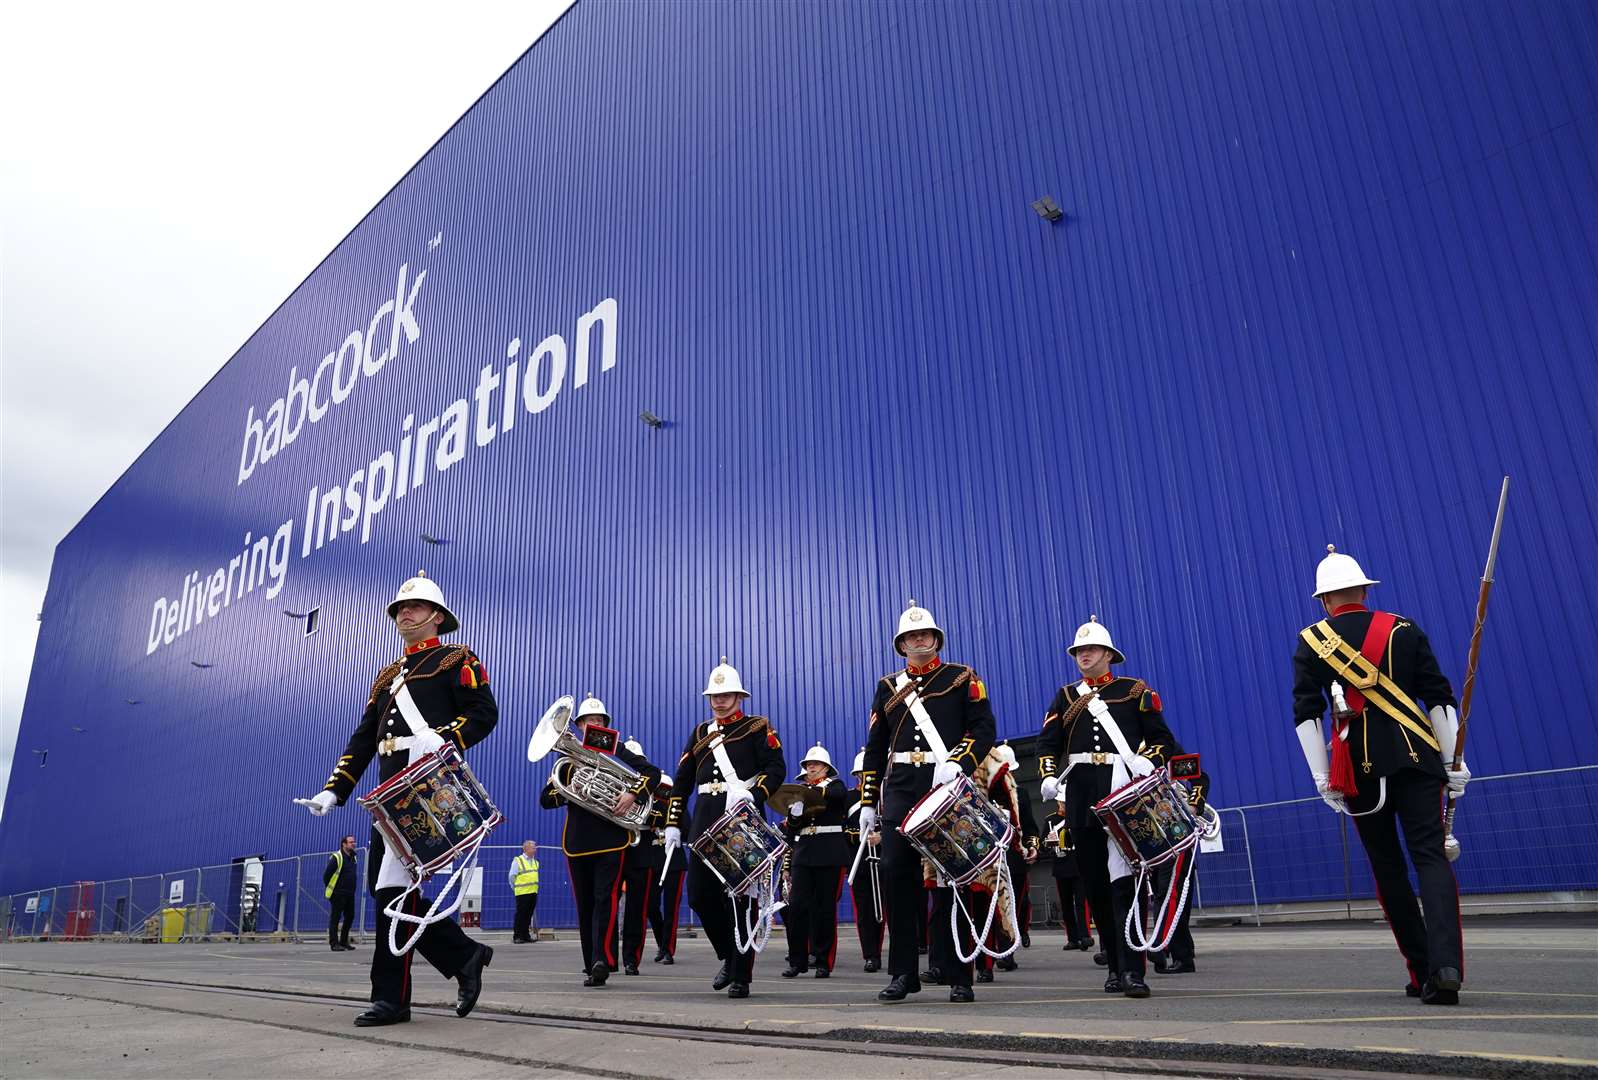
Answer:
[
  {"left": 1036, "top": 615, "right": 1197, "bottom": 999},
  {"left": 294, "top": 571, "right": 497, "bottom": 1027},
  {"left": 538, "top": 696, "right": 658, "bottom": 987},
  {"left": 1293, "top": 546, "right": 1469, "bottom": 1004},
  {"left": 662, "top": 658, "right": 786, "bottom": 999},
  {"left": 779, "top": 744, "right": 850, "bottom": 978},
  {"left": 860, "top": 600, "right": 996, "bottom": 1003}
]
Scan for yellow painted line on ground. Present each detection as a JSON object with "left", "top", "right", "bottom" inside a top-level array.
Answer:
[
  {"left": 1241, "top": 1012, "right": 1598, "bottom": 1025},
  {"left": 854, "top": 1024, "right": 946, "bottom": 1034},
  {"left": 1018, "top": 1031, "right": 1134, "bottom": 1040},
  {"left": 1356, "top": 1045, "right": 1417, "bottom": 1053},
  {"left": 1440, "top": 1049, "right": 1598, "bottom": 1068},
  {"left": 964, "top": 1029, "right": 1006, "bottom": 1035},
  {"left": 1258, "top": 1041, "right": 1306, "bottom": 1048}
]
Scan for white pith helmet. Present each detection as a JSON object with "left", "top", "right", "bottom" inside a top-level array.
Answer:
[
  {"left": 797, "top": 744, "right": 836, "bottom": 778},
  {"left": 1069, "top": 615, "right": 1125, "bottom": 664},
  {"left": 701, "top": 656, "right": 750, "bottom": 698},
  {"left": 1313, "top": 545, "right": 1380, "bottom": 598},
  {"left": 894, "top": 598, "right": 945, "bottom": 656},
  {"left": 576, "top": 694, "right": 610, "bottom": 722},
  {"left": 851, "top": 748, "right": 865, "bottom": 775},
  {"left": 624, "top": 738, "right": 642, "bottom": 756},
  {"left": 387, "top": 570, "right": 459, "bottom": 634}
]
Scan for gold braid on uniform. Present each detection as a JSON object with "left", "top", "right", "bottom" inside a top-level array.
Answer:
[
  {"left": 366, "top": 646, "right": 471, "bottom": 705},
  {"left": 1060, "top": 678, "right": 1149, "bottom": 747},
  {"left": 685, "top": 714, "right": 770, "bottom": 759}
]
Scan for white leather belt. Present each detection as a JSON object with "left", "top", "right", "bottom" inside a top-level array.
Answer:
[
  {"left": 698, "top": 781, "right": 740, "bottom": 795},
  {"left": 892, "top": 750, "right": 936, "bottom": 766},
  {"left": 800, "top": 825, "right": 843, "bottom": 836},
  {"left": 1068, "top": 752, "right": 1119, "bottom": 766},
  {"left": 379, "top": 734, "right": 430, "bottom": 757}
]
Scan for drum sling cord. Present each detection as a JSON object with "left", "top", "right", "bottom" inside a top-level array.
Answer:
[
  {"left": 1123, "top": 846, "right": 1195, "bottom": 955},
  {"left": 948, "top": 860, "right": 1019, "bottom": 964},
  {"left": 380, "top": 672, "right": 489, "bottom": 957},
  {"left": 731, "top": 862, "right": 786, "bottom": 955}
]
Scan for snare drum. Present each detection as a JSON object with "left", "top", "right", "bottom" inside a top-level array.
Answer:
[
  {"left": 1091, "top": 767, "right": 1199, "bottom": 871},
  {"left": 690, "top": 801, "right": 788, "bottom": 896},
  {"left": 899, "top": 773, "right": 1014, "bottom": 886},
  {"left": 359, "top": 745, "right": 503, "bottom": 877}
]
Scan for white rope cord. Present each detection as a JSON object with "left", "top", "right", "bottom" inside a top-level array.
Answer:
[
  {"left": 1122, "top": 856, "right": 1193, "bottom": 955},
  {"left": 383, "top": 836, "right": 486, "bottom": 956},
  {"left": 732, "top": 864, "right": 785, "bottom": 955},
  {"left": 949, "top": 860, "right": 1020, "bottom": 963}
]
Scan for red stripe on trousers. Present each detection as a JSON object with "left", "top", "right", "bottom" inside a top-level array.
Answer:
[
  {"left": 634, "top": 869, "right": 656, "bottom": 967},
  {"left": 601, "top": 860, "right": 624, "bottom": 967}
]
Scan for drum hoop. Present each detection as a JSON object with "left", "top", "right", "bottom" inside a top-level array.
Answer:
[
  {"left": 358, "top": 745, "right": 503, "bottom": 876},
  {"left": 1093, "top": 767, "right": 1202, "bottom": 871},
  {"left": 899, "top": 773, "right": 1015, "bottom": 887},
  {"left": 689, "top": 804, "right": 788, "bottom": 895}
]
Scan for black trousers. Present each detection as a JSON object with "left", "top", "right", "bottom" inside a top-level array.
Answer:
[
  {"left": 881, "top": 822, "right": 971, "bottom": 987},
  {"left": 328, "top": 893, "right": 354, "bottom": 947},
  {"left": 688, "top": 857, "right": 756, "bottom": 984},
  {"left": 1150, "top": 858, "right": 1194, "bottom": 963},
  {"left": 1074, "top": 817, "right": 1144, "bottom": 976},
  {"left": 1353, "top": 769, "right": 1463, "bottom": 985},
  {"left": 783, "top": 864, "right": 845, "bottom": 971},
  {"left": 567, "top": 851, "right": 625, "bottom": 972},
  {"left": 1053, "top": 875, "right": 1085, "bottom": 941},
  {"left": 619, "top": 859, "right": 656, "bottom": 968},
  {"left": 370, "top": 887, "right": 478, "bottom": 1006},
  {"left": 650, "top": 866, "right": 686, "bottom": 956},
  {"left": 850, "top": 854, "right": 884, "bottom": 961},
  {"left": 513, "top": 893, "right": 538, "bottom": 940},
  {"left": 1012, "top": 853, "right": 1032, "bottom": 937}
]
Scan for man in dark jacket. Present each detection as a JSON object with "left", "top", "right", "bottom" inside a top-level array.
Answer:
[
  {"left": 779, "top": 745, "right": 849, "bottom": 978},
  {"left": 324, "top": 835, "right": 358, "bottom": 951}
]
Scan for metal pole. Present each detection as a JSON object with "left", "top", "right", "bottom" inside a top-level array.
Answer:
[
  {"left": 1236, "top": 809, "right": 1262, "bottom": 927},
  {"left": 1340, "top": 814, "right": 1353, "bottom": 920}
]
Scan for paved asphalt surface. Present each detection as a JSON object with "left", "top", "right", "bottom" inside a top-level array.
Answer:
[{"left": 0, "top": 914, "right": 1592, "bottom": 1078}]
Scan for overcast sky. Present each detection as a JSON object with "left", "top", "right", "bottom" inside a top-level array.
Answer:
[{"left": 0, "top": 1, "right": 571, "bottom": 812}]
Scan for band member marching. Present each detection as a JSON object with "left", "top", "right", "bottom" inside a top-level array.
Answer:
[
  {"left": 779, "top": 745, "right": 850, "bottom": 978},
  {"left": 662, "top": 658, "right": 786, "bottom": 998},
  {"left": 618, "top": 737, "right": 665, "bottom": 976},
  {"left": 861, "top": 600, "right": 996, "bottom": 1003},
  {"left": 1293, "top": 547, "right": 1469, "bottom": 1004},
  {"left": 295, "top": 571, "right": 496, "bottom": 1027},
  {"left": 538, "top": 696, "right": 658, "bottom": 987},
  {"left": 648, "top": 776, "right": 686, "bottom": 964},
  {"left": 1036, "top": 616, "right": 1197, "bottom": 999},
  {"left": 846, "top": 749, "right": 884, "bottom": 973}
]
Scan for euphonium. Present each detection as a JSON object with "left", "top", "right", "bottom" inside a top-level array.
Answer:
[{"left": 527, "top": 696, "right": 652, "bottom": 830}]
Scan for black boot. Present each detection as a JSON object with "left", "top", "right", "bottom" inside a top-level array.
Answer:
[
  {"left": 919, "top": 966, "right": 944, "bottom": 984},
  {"left": 712, "top": 961, "right": 731, "bottom": 991},
  {"left": 996, "top": 955, "right": 1018, "bottom": 972},
  {"left": 653, "top": 949, "right": 669, "bottom": 963},
  {"left": 1122, "top": 971, "right": 1151, "bottom": 999},
  {"left": 975, "top": 966, "right": 993, "bottom": 983},
  {"left": 455, "top": 944, "right": 493, "bottom": 1017},
  {"left": 863, "top": 957, "right": 880, "bottom": 973},
  {"left": 583, "top": 959, "right": 609, "bottom": 988},
  {"left": 1019, "top": 928, "right": 1031, "bottom": 948},
  {"left": 354, "top": 1001, "right": 410, "bottom": 1027},
  {"left": 948, "top": 984, "right": 975, "bottom": 1002},
  {"left": 1103, "top": 971, "right": 1123, "bottom": 994},
  {"left": 727, "top": 982, "right": 750, "bottom": 999},
  {"left": 781, "top": 963, "right": 807, "bottom": 978},
  {"left": 877, "top": 974, "right": 922, "bottom": 1001}
]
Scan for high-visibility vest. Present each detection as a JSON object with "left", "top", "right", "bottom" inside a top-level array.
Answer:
[
  {"left": 511, "top": 855, "right": 540, "bottom": 896},
  {"left": 324, "top": 851, "right": 344, "bottom": 899}
]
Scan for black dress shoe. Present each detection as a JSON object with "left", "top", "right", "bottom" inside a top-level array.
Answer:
[
  {"left": 863, "top": 958, "right": 880, "bottom": 973},
  {"left": 587, "top": 960, "right": 610, "bottom": 988},
  {"left": 1431, "top": 967, "right": 1462, "bottom": 992},
  {"left": 813, "top": 967, "right": 830, "bottom": 978},
  {"left": 975, "top": 967, "right": 993, "bottom": 983},
  {"left": 1405, "top": 983, "right": 1422, "bottom": 997},
  {"left": 653, "top": 949, "right": 669, "bottom": 963},
  {"left": 996, "top": 955, "right": 1018, "bottom": 972},
  {"left": 1093, "top": 951, "right": 1108, "bottom": 967},
  {"left": 920, "top": 966, "right": 944, "bottom": 984},
  {"left": 1421, "top": 980, "right": 1459, "bottom": 1005},
  {"left": 660, "top": 954, "right": 674, "bottom": 965},
  {"left": 1162, "top": 960, "right": 1196, "bottom": 974},
  {"left": 949, "top": 984, "right": 975, "bottom": 1002},
  {"left": 1103, "top": 972, "right": 1123, "bottom": 993},
  {"left": 877, "top": 974, "right": 922, "bottom": 1001},
  {"left": 1152, "top": 955, "right": 1171, "bottom": 974},
  {"left": 1019, "top": 928, "right": 1031, "bottom": 949},
  {"left": 917, "top": 944, "right": 928, "bottom": 955},
  {"left": 712, "top": 961, "right": 732, "bottom": 991},
  {"left": 330, "top": 944, "right": 343, "bottom": 952},
  {"left": 624, "top": 963, "right": 640, "bottom": 976},
  {"left": 781, "top": 964, "right": 807, "bottom": 978},
  {"left": 1078, "top": 939, "right": 1094, "bottom": 952},
  {"left": 354, "top": 1001, "right": 411, "bottom": 1027},
  {"left": 455, "top": 944, "right": 493, "bottom": 1017},
  {"left": 1122, "top": 971, "right": 1151, "bottom": 998},
  {"left": 727, "top": 982, "right": 749, "bottom": 999}
]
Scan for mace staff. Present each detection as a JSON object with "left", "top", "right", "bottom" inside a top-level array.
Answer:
[{"left": 1444, "top": 475, "right": 1509, "bottom": 861}]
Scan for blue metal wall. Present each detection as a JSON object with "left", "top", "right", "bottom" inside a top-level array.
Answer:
[{"left": 4, "top": 0, "right": 1595, "bottom": 903}]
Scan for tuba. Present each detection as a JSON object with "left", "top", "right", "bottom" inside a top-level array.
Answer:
[{"left": 527, "top": 696, "right": 652, "bottom": 830}]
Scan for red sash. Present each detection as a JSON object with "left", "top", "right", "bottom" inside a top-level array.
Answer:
[{"left": 1329, "top": 611, "right": 1397, "bottom": 796}]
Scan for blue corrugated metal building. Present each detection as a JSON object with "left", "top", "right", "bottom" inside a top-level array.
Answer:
[{"left": 4, "top": 0, "right": 1595, "bottom": 917}]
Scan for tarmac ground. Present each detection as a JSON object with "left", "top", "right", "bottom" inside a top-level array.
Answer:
[{"left": 0, "top": 913, "right": 1593, "bottom": 1079}]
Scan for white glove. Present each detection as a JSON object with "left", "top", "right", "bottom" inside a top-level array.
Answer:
[
  {"left": 1312, "top": 773, "right": 1347, "bottom": 813},
  {"left": 725, "top": 782, "right": 754, "bottom": 809},
  {"left": 411, "top": 729, "right": 447, "bottom": 755},
  {"left": 858, "top": 807, "right": 878, "bottom": 835},
  {"left": 295, "top": 791, "right": 337, "bottom": 816},
  {"left": 662, "top": 826, "right": 682, "bottom": 848},
  {"left": 1127, "top": 755, "right": 1156, "bottom": 778},
  {"left": 1445, "top": 761, "right": 1470, "bottom": 799},
  {"left": 933, "top": 760, "right": 962, "bottom": 786},
  {"left": 788, "top": 801, "right": 804, "bottom": 818},
  {"left": 1040, "top": 776, "right": 1059, "bottom": 802}
]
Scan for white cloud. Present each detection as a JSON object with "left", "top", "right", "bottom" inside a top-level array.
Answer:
[{"left": 0, "top": 0, "right": 572, "bottom": 813}]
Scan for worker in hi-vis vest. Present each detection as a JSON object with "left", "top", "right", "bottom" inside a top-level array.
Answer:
[
  {"left": 510, "top": 841, "right": 541, "bottom": 943},
  {"left": 323, "top": 835, "right": 358, "bottom": 951}
]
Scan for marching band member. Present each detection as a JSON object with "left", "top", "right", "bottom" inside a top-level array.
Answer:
[
  {"left": 618, "top": 738, "right": 664, "bottom": 976},
  {"left": 295, "top": 572, "right": 497, "bottom": 1027},
  {"left": 845, "top": 749, "right": 884, "bottom": 973},
  {"left": 780, "top": 745, "right": 849, "bottom": 978},
  {"left": 1293, "top": 547, "right": 1467, "bottom": 1004},
  {"left": 538, "top": 695, "right": 657, "bottom": 987},
  {"left": 1036, "top": 616, "right": 1196, "bottom": 999},
  {"left": 1044, "top": 794, "right": 1094, "bottom": 951},
  {"left": 861, "top": 600, "right": 996, "bottom": 1003},
  {"left": 662, "top": 658, "right": 786, "bottom": 998},
  {"left": 648, "top": 776, "right": 686, "bottom": 964}
]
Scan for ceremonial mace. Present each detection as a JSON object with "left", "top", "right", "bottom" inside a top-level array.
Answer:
[{"left": 1444, "top": 476, "right": 1510, "bottom": 862}]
